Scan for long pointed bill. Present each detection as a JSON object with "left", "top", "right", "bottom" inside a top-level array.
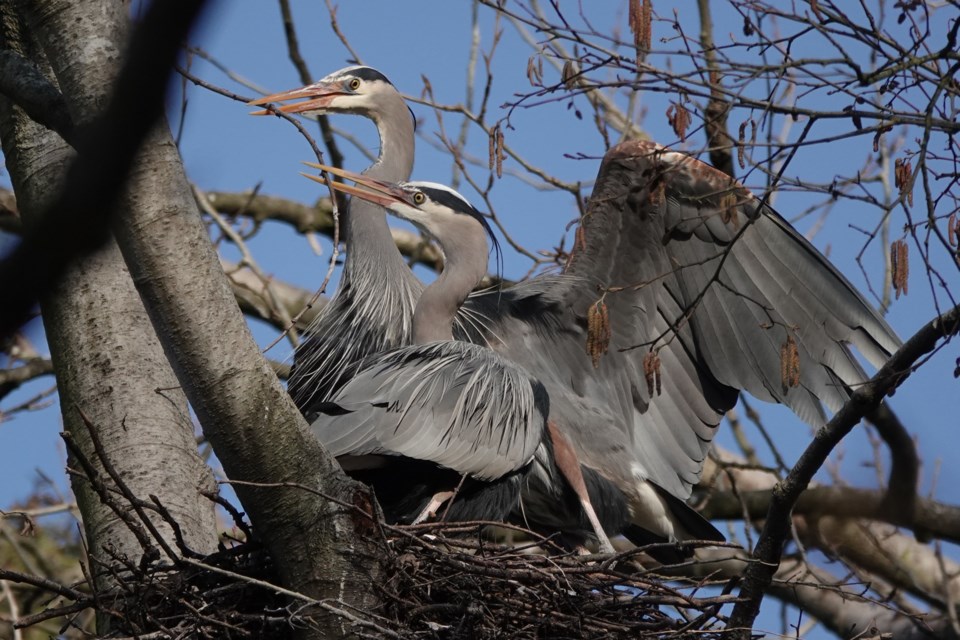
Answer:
[
  {"left": 300, "top": 162, "right": 411, "bottom": 208},
  {"left": 247, "top": 83, "right": 342, "bottom": 116}
]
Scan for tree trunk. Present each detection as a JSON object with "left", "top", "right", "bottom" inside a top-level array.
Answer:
[
  {"left": 0, "top": 0, "right": 219, "bottom": 629},
  {"left": 22, "top": 2, "right": 382, "bottom": 637}
]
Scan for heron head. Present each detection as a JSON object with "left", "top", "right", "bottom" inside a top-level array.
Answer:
[
  {"left": 248, "top": 66, "right": 413, "bottom": 125},
  {"left": 385, "top": 181, "right": 496, "bottom": 244},
  {"left": 302, "top": 163, "right": 500, "bottom": 263}
]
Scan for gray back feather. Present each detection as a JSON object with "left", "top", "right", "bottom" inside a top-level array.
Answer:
[{"left": 311, "top": 341, "right": 546, "bottom": 481}]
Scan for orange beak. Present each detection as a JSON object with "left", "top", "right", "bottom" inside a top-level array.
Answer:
[
  {"left": 247, "top": 82, "right": 343, "bottom": 116},
  {"left": 300, "top": 162, "right": 412, "bottom": 208}
]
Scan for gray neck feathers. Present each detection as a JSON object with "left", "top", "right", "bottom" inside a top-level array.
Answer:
[
  {"left": 368, "top": 95, "right": 415, "bottom": 181},
  {"left": 341, "top": 92, "right": 417, "bottom": 288},
  {"left": 413, "top": 221, "right": 489, "bottom": 344}
]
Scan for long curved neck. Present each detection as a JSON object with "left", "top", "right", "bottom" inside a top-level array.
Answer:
[
  {"left": 367, "top": 97, "right": 415, "bottom": 181},
  {"left": 413, "top": 223, "right": 489, "bottom": 344},
  {"left": 341, "top": 94, "right": 416, "bottom": 285}
]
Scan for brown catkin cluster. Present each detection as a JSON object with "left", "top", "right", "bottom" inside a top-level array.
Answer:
[
  {"left": 643, "top": 350, "right": 662, "bottom": 396},
  {"left": 667, "top": 102, "right": 691, "bottom": 142},
  {"left": 561, "top": 59, "right": 579, "bottom": 89},
  {"left": 489, "top": 125, "right": 505, "bottom": 179},
  {"left": 586, "top": 298, "right": 611, "bottom": 368},
  {"left": 526, "top": 55, "right": 543, "bottom": 86},
  {"left": 719, "top": 191, "right": 739, "bottom": 225},
  {"left": 891, "top": 238, "right": 909, "bottom": 299},
  {"left": 895, "top": 158, "right": 914, "bottom": 207},
  {"left": 629, "top": 0, "right": 652, "bottom": 66},
  {"left": 780, "top": 334, "right": 800, "bottom": 394}
]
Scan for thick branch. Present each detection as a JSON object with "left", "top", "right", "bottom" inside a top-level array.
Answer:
[
  {"left": 770, "top": 558, "right": 960, "bottom": 640},
  {"left": 801, "top": 517, "right": 960, "bottom": 611},
  {"left": 25, "top": 2, "right": 383, "bottom": 634},
  {"left": 668, "top": 548, "right": 959, "bottom": 639},
  {"left": 205, "top": 190, "right": 445, "bottom": 270},
  {"left": 702, "top": 447, "right": 960, "bottom": 616},
  {"left": 222, "top": 258, "right": 323, "bottom": 330},
  {"left": 703, "top": 486, "right": 960, "bottom": 544},
  {"left": 697, "top": 450, "right": 958, "bottom": 633},
  {"left": 867, "top": 403, "right": 921, "bottom": 533},
  {"left": 0, "top": 0, "right": 208, "bottom": 339},
  {"left": 4, "top": 0, "right": 220, "bottom": 610},
  {"left": 206, "top": 190, "right": 334, "bottom": 233},
  {"left": 728, "top": 304, "right": 960, "bottom": 635},
  {"left": 0, "top": 49, "right": 74, "bottom": 143}
]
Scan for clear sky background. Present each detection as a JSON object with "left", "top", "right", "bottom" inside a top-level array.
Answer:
[{"left": 2, "top": 2, "right": 958, "bottom": 638}]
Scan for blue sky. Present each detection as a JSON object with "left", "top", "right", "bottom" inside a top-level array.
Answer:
[{"left": 2, "top": 2, "right": 958, "bottom": 637}]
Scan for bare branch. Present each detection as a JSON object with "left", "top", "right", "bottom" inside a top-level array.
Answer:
[
  {"left": 696, "top": 0, "right": 735, "bottom": 177},
  {"left": 222, "top": 258, "right": 322, "bottom": 332},
  {"left": 730, "top": 304, "right": 960, "bottom": 634},
  {"left": 0, "top": 358, "right": 53, "bottom": 402},
  {"left": 276, "top": 0, "right": 344, "bottom": 169}
]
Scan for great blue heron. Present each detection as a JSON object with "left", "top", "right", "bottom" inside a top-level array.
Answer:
[
  {"left": 252, "top": 67, "right": 901, "bottom": 554},
  {"left": 303, "top": 171, "right": 616, "bottom": 552},
  {"left": 250, "top": 66, "right": 422, "bottom": 416}
]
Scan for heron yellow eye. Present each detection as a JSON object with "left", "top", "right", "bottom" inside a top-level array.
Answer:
[
  {"left": 348, "top": 78, "right": 361, "bottom": 91},
  {"left": 412, "top": 192, "right": 426, "bottom": 205}
]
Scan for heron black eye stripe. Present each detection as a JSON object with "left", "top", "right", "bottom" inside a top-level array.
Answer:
[
  {"left": 416, "top": 186, "right": 478, "bottom": 216},
  {"left": 345, "top": 66, "right": 393, "bottom": 86},
  {"left": 413, "top": 185, "right": 499, "bottom": 254}
]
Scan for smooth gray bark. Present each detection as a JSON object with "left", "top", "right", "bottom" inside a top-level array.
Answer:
[
  {"left": 25, "top": 2, "right": 381, "bottom": 637},
  {"left": 0, "top": 20, "right": 215, "bottom": 638},
  {"left": 0, "top": 0, "right": 218, "bottom": 597}
]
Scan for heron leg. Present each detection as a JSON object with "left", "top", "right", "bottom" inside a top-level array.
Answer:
[
  {"left": 412, "top": 490, "right": 455, "bottom": 524},
  {"left": 546, "top": 421, "right": 616, "bottom": 554}
]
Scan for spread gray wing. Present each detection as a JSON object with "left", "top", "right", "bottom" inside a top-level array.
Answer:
[
  {"left": 462, "top": 139, "right": 901, "bottom": 499},
  {"left": 310, "top": 341, "right": 546, "bottom": 481}
]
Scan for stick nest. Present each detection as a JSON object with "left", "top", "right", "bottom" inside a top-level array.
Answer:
[{"left": 12, "top": 517, "right": 742, "bottom": 639}]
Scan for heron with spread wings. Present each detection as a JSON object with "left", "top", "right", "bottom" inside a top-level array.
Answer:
[{"left": 251, "top": 67, "right": 900, "bottom": 555}]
